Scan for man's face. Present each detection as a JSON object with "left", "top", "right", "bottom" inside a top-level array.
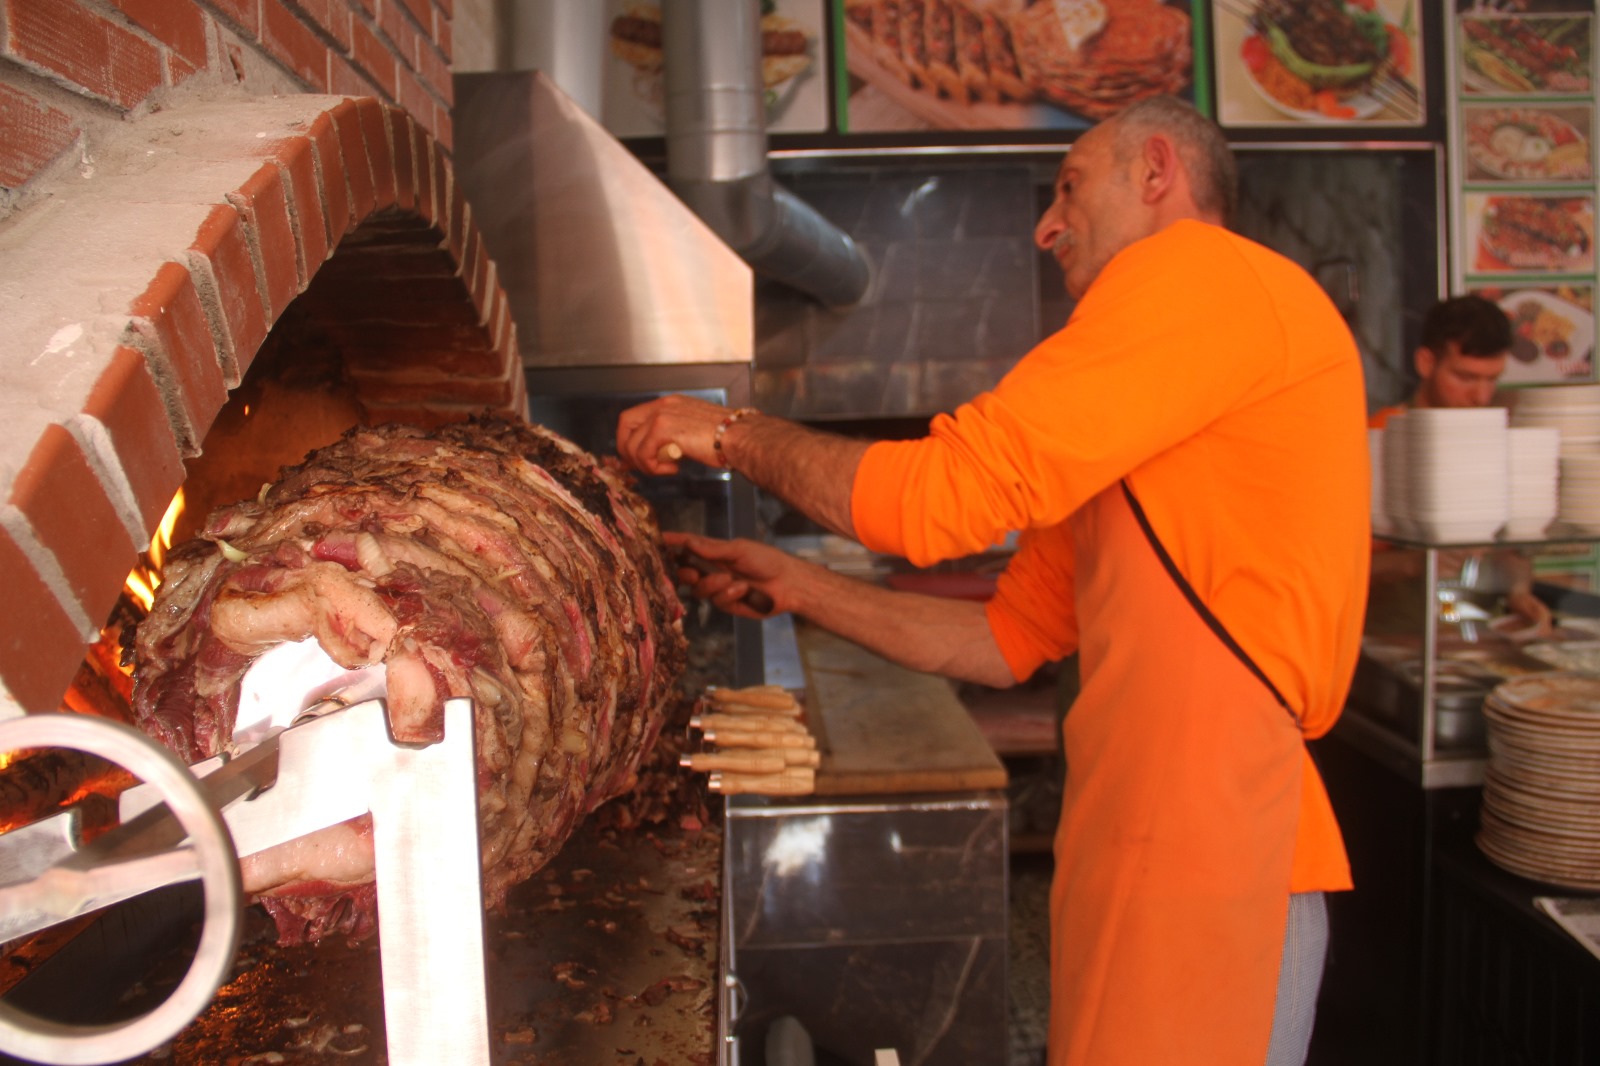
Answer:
[
  {"left": 1416, "top": 340, "right": 1508, "bottom": 408},
  {"left": 1034, "top": 125, "right": 1144, "bottom": 300}
]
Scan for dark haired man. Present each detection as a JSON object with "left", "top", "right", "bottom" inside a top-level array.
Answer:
[
  {"left": 1370, "top": 295, "right": 1513, "bottom": 427},
  {"left": 1368, "top": 294, "right": 1549, "bottom": 633}
]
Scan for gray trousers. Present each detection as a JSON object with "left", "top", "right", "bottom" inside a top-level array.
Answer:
[{"left": 1265, "top": 891, "right": 1330, "bottom": 1066}]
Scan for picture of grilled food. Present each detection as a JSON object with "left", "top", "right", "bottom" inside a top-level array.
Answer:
[
  {"left": 1460, "top": 14, "right": 1591, "bottom": 96},
  {"left": 1476, "top": 195, "right": 1595, "bottom": 274},
  {"left": 610, "top": 1, "right": 813, "bottom": 94},
  {"left": 1464, "top": 106, "right": 1592, "bottom": 183},
  {"left": 844, "top": 0, "right": 1193, "bottom": 125},
  {"left": 1231, "top": 0, "right": 1417, "bottom": 123}
]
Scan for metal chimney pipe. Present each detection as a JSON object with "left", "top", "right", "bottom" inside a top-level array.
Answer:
[{"left": 661, "top": 0, "right": 871, "bottom": 308}]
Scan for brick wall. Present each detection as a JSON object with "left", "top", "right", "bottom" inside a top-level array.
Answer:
[
  {"left": 0, "top": 5, "right": 527, "bottom": 715},
  {"left": 0, "top": 0, "right": 456, "bottom": 200}
]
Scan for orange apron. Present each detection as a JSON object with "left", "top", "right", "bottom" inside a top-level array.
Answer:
[{"left": 1048, "top": 481, "right": 1310, "bottom": 1065}]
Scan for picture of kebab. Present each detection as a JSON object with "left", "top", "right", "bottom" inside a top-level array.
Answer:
[
  {"left": 1480, "top": 196, "right": 1594, "bottom": 271},
  {"left": 609, "top": 1, "right": 812, "bottom": 105},
  {"left": 1461, "top": 15, "right": 1590, "bottom": 94}
]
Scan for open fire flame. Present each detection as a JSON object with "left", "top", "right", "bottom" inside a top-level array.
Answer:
[{"left": 124, "top": 490, "right": 185, "bottom": 614}]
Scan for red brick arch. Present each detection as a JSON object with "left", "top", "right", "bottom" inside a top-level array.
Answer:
[{"left": 0, "top": 93, "right": 522, "bottom": 713}]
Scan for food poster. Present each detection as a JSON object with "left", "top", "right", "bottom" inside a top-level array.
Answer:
[
  {"left": 836, "top": 0, "right": 1199, "bottom": 132},
  {"left": 1456, "top": 5, "right": 1593, "bottom": 97},
  {"left": 1473, "top": 283, "right": 1596, "bottom": 383},
  {"left": 601, "top": 0, "right": 831, "bottom": 139},
  {"left": 1462, "top": 103, "right": 1594, "bottom": 183},
  {"left": 1464, "top": 191, "right": 1596, "bottom": 275},
  {"left": 1214, "top": 0, "right": 1423, "bottom": 127}
]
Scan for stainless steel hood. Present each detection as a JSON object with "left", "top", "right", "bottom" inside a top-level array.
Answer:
[{"left": 453, "top": 70, "right": 754, "bottom": 367}]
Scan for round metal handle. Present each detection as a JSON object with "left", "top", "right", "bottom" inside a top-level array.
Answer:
[{"left": 0, "top": 714, "right": 243, "bottom": 1066}]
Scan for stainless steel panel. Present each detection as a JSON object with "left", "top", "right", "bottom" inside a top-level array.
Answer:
[{"left": 453, "top": 71, "right": 753, "bottom": 368}]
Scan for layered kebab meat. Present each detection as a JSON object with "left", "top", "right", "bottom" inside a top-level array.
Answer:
[{"left": 129, "top": 418, "right": 687, "bottom": 944}]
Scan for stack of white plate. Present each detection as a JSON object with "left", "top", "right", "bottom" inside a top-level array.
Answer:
[
  {"left": 1511, "top": 384, "right": 1600, "bottom": 456},
  {"left": 1389, "top": 408, "right": 1509, "bottom": 542},
  {"left": 1560, "top": 451, "right": 1600, "bottom": 529},
  {"left": 1506, "top": 426, "right": 1562, "bottom": 537},
  {"left": 1479, "top": 673, "right": 1600, "bottom": 891}
]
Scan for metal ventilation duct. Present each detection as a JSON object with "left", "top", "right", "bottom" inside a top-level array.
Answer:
[{"left": 661, "top": 0, "right": 871, "bottom": 308}]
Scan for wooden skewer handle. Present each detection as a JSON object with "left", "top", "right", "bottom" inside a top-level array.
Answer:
[
  {"left": 691, "top": 712, "right": 807, "bottom": 734},
  {"left": 657, "top": 442, "right": 684, "bottom": 461},
  {"left": 680, "top": 751, "right": 787, "bottom": 774},
  {"left": 703, "top": 729, "right": 815, "bottom": 750},
  {"left": 704, "top": 698, "right": 802, "bottom": 718},
  {"left": 709, "top": 768, "right": 816, "bottom": 795},
  {"left": 708, "top": 686, "right": 798, "bottom": 711}
]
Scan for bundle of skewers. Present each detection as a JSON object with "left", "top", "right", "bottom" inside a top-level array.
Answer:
[{"left": 681, "top": 685, "right": 819, "bottom": 796}]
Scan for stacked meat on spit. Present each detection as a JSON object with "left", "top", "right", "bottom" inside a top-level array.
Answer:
[{"left": 130, "top": 418, "right": 687, "bottom": 943}]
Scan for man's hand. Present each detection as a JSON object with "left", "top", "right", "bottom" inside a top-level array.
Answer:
[
  {"left": 617, "top": 397, "right": 869, "bottom": 541},
  {"left": 664, "top": 531, "right": 1016, "bottom": 687},
  {"left": 1501, "top": 585, "right": 1554, "bottom": 641},
  {"left": 616, "top": 395, "right": 734, "bottom": 475},
  {"left": 666, "top": 532, "right": 798, "bottom": 619}
]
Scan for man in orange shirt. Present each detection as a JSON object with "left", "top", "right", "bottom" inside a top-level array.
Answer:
[
  {"left": 1370, "top": 294, "right": 1513, "bottom": 429},
  {"left": 617, "top": 96, "right": 1369, "bottom": 1066}
]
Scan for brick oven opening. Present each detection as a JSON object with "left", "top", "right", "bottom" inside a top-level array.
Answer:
[{"left": 0, "top": 91, "right": 525, "bottom": 726}]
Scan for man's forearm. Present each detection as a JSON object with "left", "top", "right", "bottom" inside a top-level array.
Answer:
[
  {"left": 784, "top": 562, "right": 1016, "bottom": 688},
  {"left": 720, "top": 414, "right": 870, "bottom": 541}
]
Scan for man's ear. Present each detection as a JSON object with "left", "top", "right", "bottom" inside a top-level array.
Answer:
[
  {"left": 1414, "top": 345, "right": 1437, "bottom": 379},
  {"left": 1139, "top": 134, "right": 1180, "bottom": 204}
]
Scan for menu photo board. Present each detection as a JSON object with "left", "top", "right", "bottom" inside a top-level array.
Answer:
[
  {"left": 1472, "top": 283, "right": 1596, "bottom": 385},
  {"left": 835, "top": 0, "right": 1199, "bottom": 134},
  {"left": 1456, "top": 2, "right": 1593, "bottom": 98},
  {"left": 1212, "top": 0, "right": 1425, "bottom": 128},
  {"left": 601, "top": 0, "right": 833, "bottom": 139},
  {"left": 1461, "top": 102, "right": 1594, "bottom": 184},
  {"left": 1463, "top": 190, "right": 1597, "bottom": 275}
]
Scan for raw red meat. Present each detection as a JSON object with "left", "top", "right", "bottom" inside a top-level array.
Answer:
[{"left": 131, "top": 419, "right": 686, "bottom": 943}]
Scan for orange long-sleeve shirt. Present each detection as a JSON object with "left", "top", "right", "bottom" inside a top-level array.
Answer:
[{"left": 851, "top": 219, "right": 1371, "bottom": 740}]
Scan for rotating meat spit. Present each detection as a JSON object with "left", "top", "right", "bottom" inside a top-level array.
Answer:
[{"left": 0, "top": 661, "right": 491, "bottom": 1066}]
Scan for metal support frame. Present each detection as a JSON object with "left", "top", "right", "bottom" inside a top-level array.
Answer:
[{"left": 0, "top": 698, "right": 490, "bottom": 1066}]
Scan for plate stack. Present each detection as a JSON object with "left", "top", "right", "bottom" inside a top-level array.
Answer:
[
  {"left": 1380, "top": 413, "right": 1410, "bottom": 535},
  {"left": 1368, "top": 428, "right": 1391, "bottom": 535},
  {"left": 1560, "top": 452, "right": 1600, "bottom": 529},
  {"left": 1510, "top": 383, "right": 1600, "bottom": 455},
  {"left": 1479, "top": 673, "right": 1600, "bottom": 890},
  {"left": 1383, "top": 408, "right": 1509, "bottom": 542},
  {"left": 1506, "top": 426, "right": 1562, "bottom": 536}
]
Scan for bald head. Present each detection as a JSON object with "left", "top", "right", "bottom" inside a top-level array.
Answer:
[{"left": 1104, "top": 96, "right": 1238, "bottom": 226}]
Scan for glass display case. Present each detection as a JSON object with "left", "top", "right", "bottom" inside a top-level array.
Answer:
[{"left": 1340, "top": 525, "right": 1600, "bottom": 789}]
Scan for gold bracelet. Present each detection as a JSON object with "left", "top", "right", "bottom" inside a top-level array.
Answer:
[{"left": 713, "top": 407, "right": 758, "bottom": 469}]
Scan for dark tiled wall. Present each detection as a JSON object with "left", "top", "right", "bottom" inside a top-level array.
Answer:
[
  {"left": 756, "top": 149, "right": 1440, "bottom": 423},
  {"left": 756, "top": 161, "right": 1049, "bottom": 422}
]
